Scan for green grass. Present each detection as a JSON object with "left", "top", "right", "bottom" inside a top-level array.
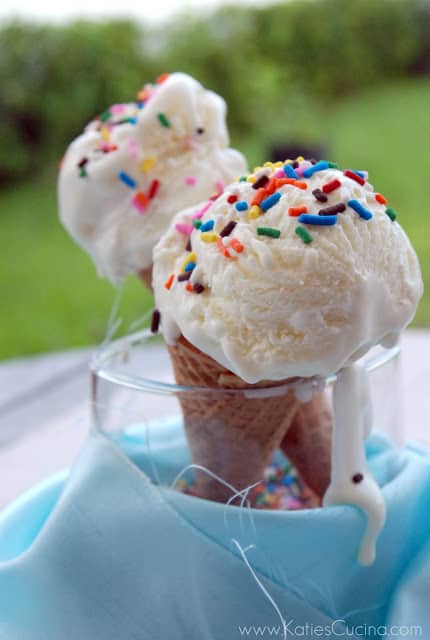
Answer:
[
  {"left": 0, "top": 177, "right": 152, "bottom": 358},
  {"left": 1, "top": 78, "right": 429, "bottom": 359}
]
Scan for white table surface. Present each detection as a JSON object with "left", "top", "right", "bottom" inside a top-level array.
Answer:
[{"left": 0, "top": 330, "right": 429, "bottom": 509}]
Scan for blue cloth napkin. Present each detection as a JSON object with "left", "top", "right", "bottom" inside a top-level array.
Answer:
[{"left": 0, "top": 418, "right": 429, "bottom": 639}]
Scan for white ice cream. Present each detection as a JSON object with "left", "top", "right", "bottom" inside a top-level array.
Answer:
[
  {"left": 153, "top": 161, "right": 422, "bottom": 384},
  {"left": 154, "top": 158, "right": 423, "bottom": 564},
  {"left": 58, "top": 72, "right": 247, "bottom": 283}
]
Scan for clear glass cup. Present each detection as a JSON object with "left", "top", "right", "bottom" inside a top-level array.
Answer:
[{"left": 90, "top": 327, "right": 402, "bottom": 503}]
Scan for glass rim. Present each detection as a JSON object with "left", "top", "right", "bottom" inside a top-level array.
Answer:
[{"left": 90, "top": 327, "right": 401, "bottom": 398}]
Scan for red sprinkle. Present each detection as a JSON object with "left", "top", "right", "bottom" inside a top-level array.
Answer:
[
  {"left": 185, "top": 281, "right": 194, "bottom": 292},
  {"left": 209, "top": 192, "right": 221, "bottom": 201},
  {"left": 344, "top": 170, "right": 365, "bottom": 186},
  {"left": 217, "top": 237, "right": 232, "bottom": 258},
  {"left": 288, "top": 205, "right": 308, "bottom": 217},
  {"left": 322, "top": 179, "right": 341, "bottom": 194},
  {"left": 229, "top": 237, "right": 244, "bottom": 253},
  {"left": 375, "top": 193, "right": 388, "bottom": 205},
  {"left": 227, "top": 194, "right": 238, "bottom": 204},
  {"left": 149, "top": 179, "right": 160, "bottom": 199},
  {"left": 164, "top": 274, "right": 174, "bottom": 290}
]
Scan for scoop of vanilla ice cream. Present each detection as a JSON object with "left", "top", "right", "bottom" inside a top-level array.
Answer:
[
  {"left": 153, "top": 160, "right": 423, "bottom": 383},
  {"left": 58, "top": 72, "right": 247, "bottom": 283}
]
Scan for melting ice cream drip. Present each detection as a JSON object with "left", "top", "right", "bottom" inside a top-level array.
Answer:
[{"left": 323, "top": 364, "right": 386, "bottom": 566}]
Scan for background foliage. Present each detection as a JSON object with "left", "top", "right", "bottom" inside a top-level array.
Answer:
[{"left": 1, "top": 0, "right": 429, "bottom": 358}]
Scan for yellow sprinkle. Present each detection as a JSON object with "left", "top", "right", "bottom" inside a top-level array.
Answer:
[
  {"left": 247, "top": 175, "right": 256, "bottom": 183},
  {"left": 180, "top": 252, "right": 196, "bottom": 271},
  {"left": 100, "top": 127, "right": 110, "bottom": 141},
  {"left": 284, "top": 159, "right": 293, "bottom": 164},
  {"left": 264, "top": 161, "right": 274, "bottom": 168},
  {"left": 200, "top": 232, "right": 217, "bottom": 243},
  {"left": 297, "top": 155, "right": 304, "bottom": 162},
  {"left": 253, "top": 166, "right": 262, "bottom": 173},
  {"left": 249, "top": 205, "right": 261, "bottom": 219},
  {"left": 140, "top": 157, "right": 156, "bottom": 173},
  {"left": 274, "top": 161, "right": 283, "bottom": 168}
]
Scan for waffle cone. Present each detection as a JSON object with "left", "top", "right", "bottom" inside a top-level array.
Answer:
[
  {"left": 280, "top": 391, "right": 332, "bottom": 498},
  {"left": 168, "top": 336, "right": 299, "bottom": 502},
  {"left": 137, "top": 266, "right": 153, "bottom": 291}
]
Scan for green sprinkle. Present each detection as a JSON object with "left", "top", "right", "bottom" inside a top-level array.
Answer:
[
  {"left": 257, "top": 227, "right": 281, "bottom": 239},
  {"left": 328, "top": 161, "right": 338, "bottom": 168},
  {"left": 385, "top": 207, "right": 397, "bottom": 221},
  {"left": 295, "top": 226, "right": 313, "bottom": 244},
  {"left": 192, "top": 219, "right": 202, "bottom": 229},
  {"left": 239, "top": 176, "right": 247, "bottom": 182},
  {"left": 99, "top": 110, "right": 111, "bottom": 122},
  {"left": 79, "top": 167, "right": 87, "bottom": 178},
  {"left": 157, "top": 112, "right": 171, "bottom": 128}
]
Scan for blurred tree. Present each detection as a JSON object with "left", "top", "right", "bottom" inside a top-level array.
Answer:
[
  {"left": 0, "top": 0, "right": 428, "bottom": 183},
  {"left": 0, "top": 20, "right": 154, "bottom": 182}
]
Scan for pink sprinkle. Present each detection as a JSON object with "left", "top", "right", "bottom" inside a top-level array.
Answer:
[
  {"left": 127, "top": 138, "right": 138, "bottom": 158},
  {"left": 132, "top": 196, "right": 147, "bottom": 214},
  {"left": 192, "top": 201, "right": 213, "bottom": 220},
  {"left": 295, "top": 161, "right": 312, "bottom": 177},
  {"left": 175, "top": 223, "right": 193, "bottom": 235},
  {"left": 110, "top": 104, "right": 127, "bottom": 114},
  {"left": 185, "top": 176, "right": 197, "bottom": 186},
  {"left": 215, "top": 180, "right": 224, "bottom": 193},
  {"left": 274, "top": 168, "right": 284, "bottom": 178}
]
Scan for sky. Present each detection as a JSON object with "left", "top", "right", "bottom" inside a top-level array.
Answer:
[{"left": 0, "top": 0, "right": 274, "bottom": 24}]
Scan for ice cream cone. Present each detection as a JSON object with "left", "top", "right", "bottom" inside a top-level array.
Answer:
[
  {"left": 168, "top": 336, "right": 299, "bottom": 502},
  {"left": 137, "top": 266, "right": 153, "bottom": 291},
  {"left": 280, "top": 391, "right": 332, "bottom": 498}
]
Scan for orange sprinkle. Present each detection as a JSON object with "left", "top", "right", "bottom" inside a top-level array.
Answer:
[
  {"left": 264, "top": 178, "right": 278, "bottom": 195},
  {"left": 137, "top": 87, "right": 152, "bottom": 102},
  {"left": 229, "top": 237, "right": 244, "bottom": 253},
  {"left": 293, "top": 180, "right": 308, "bottom": 190},
  {"left": 164, "top": 274, "right": 174, "bottom": 290},
  {"left": 288, "top": 205, "right": 308, "bottom": 217},
  {"left": 217, "top": 237, "right": 232, "bottom": 258},
  {"left": 156, "top": 73, "right": 170, "bottom": 84},
  {"left": 134, "top": 191, "right": 149, "bottom": 209},
  {"left": 375, "top": 193, "right": 388, "bottom": 205},
  {"left": 185, "top": 281, "right": 194, "bottom": 292},
  {"left": 274, "top": 178, "right": 295, "bottom": 188},
  {"left": 252, "top": 188, "right": 268, "bottom": 206}
]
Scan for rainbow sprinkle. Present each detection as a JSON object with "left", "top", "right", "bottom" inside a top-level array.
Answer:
[
  {"left": 348, "top": 199, "right": 373, "bottom": 220},
  {"left": 257, "top": 226, "right": 281, "bottom": 238},
  {"left": 157, "top": 112, "right": 171, "bottom": 128},
  {"left": 295, "top": 226, "right": 313, "bottom": 244},
  {"left": 165, "top": 156, "right": 399, "bottom": 295},
  {"left": 118, "top": 171, "right": 136, "bottom": 188},
  {"left": 177, "top": 456, "right": 319, "bottom": 510}
]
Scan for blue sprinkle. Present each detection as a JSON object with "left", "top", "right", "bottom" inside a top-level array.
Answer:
[
  {"left": 352, "top": 169, "right": 366, "bottom": 178},
  {"left": 118, "top": 171, "right": 136, "bottom": 188},
  {"left": 200, "top": 219, "right": 215, "bottom": 232},
  {"left": 184, "top": 261, "right": 196, "bottom": 272},
  {"left": 260, "top": 191, "right": 281, "bottom": 212},
  {"left": 136, "top": 102, "right": 145, "bottom": 109},
  {"left": 266, "top": 482, "right": 276, "bottom": 494},
  {"left": 128, "top": 116, "right": 138, "bottom": 125},
  {"left": 298, "top": 213, "right": 337, "bottom": 226},
  {"left": 303, "top": 160, "right": 330, "bottom": 178},
  {"left": 348, "top": 199, "right": 373, "bottom": 220},
  {"left": 283, "top": 164, "right": 298, "bottom": 179},
  {"left": 282, "top": 476, "right": 294, "bottom": 487},
  {"left": 235, "top": 200, "right": 249, "bottom": 212}
]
